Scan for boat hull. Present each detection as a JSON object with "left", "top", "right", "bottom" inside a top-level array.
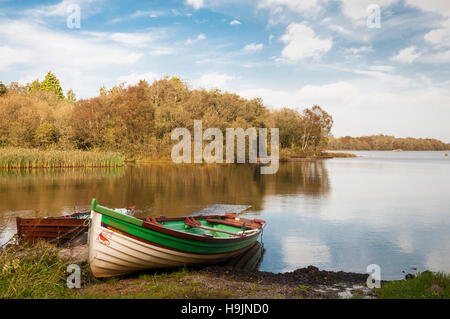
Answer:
[
  {"left": 16, "top": 212, "right": 89, "bottom": 245},
  {"left": 88, "top": 210, "right": 261, "bottom": 278}
]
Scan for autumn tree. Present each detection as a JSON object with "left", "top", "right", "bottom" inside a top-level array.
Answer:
[
  {"left": 35, "top": 122, "right": 58, "bottom": 148},
  {"left": 273, "top": 108, "right": 303, "bottom": 149},
  {"left": 300, "top": 105, "right": 333, "bottom": 152}
]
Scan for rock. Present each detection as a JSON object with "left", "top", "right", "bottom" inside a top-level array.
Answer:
[
  {"left": 67, "top": 233, "right": 88, "bottom": 247},
  {"left": 404, "top": 273, "right": 415, "bottom": 280},
  {"left": 58, "top": 244, "right": 88, "bottom": 263}
]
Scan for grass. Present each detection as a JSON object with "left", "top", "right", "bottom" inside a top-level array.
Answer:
[
  {"left": 2, "top": 243, "right": 448, "bottom": 299},
  {"left": 0, "top": 245, "right": 233, "bottom": 299},
  {"left": 79, "top": 267, "right": 234, "bottom": 299},
  {"left": 377, "top": 272, "right": 450, "bottom": 299},
  {"left": 293, "top": 285, "right": 311, "bottom": 292},
  {"left": 0, "top": 242, "right": 73, "bottom": 298},
  {"left": 0, "top": 147, "right": 124, "bottom": 169}
]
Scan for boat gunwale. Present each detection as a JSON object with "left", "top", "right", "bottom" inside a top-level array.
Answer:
[
  {"left": 90, "top": 199, "right": 264, "bottom": 244},
  {"left": 100, "top": 222, "right": 257, "bottom": 255},
  {"left": 139, "top": 217, "right": 262, "bottom": 243}
]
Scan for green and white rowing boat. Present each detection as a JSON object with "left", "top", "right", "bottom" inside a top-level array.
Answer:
[{"left": 88, "top": 199, "right": 266, "bottom": 278}]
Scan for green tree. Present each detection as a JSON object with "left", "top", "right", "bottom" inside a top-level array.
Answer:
[
  {"left": 66, "top": 89, "right": 76, "bottom": 102},
  {"left": 0, "top": 82, "right": 7, "bottom": 96},
  {"left": 27, "top": 79, "right": 41, "bottom": 93},
  {"left": 40, "top": 72, "right": 64, "bottom": 99}
]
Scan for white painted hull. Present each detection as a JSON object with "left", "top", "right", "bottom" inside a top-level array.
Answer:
[{"left": 88, "top": 211, "right": 256, "bottom": 278}]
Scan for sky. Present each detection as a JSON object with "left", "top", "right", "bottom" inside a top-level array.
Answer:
[{"left": 0, "top": 0, "right": 450, "bottom": 141}]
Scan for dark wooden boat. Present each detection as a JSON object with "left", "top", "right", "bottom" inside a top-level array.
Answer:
[
  {"left": 16, "top": 207, "right": 135, "bottom": 245},
  {"left": 16, "top": 212, "right": 90, "bottom": 245}
]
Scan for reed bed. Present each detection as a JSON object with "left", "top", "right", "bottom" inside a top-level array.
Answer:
[{"left": 0, "top": 148, "right": 125, "bottom": 169}]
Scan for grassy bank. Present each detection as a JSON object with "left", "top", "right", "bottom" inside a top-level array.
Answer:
[
  {"left": 0, "top": 148, "right": 124, "bottom": 169},
  {"left": 2, "top": 244, "right": 448, "bottom": 299},
  {"left": 377, "top": 272, "right": 450, "bottom": 299},
  {"left": 0, "top": 243, "right": 231, "bottom": 299},
  {"left": 0, "top": 242, "right": 72, "bottom": 298},
  {"left": 280, "top": 150, "right": 357, "bottom": 161}
]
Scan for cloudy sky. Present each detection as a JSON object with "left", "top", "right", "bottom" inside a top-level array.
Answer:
[{"left": 1, "top": 0, "right": 450, "bottom": 141}]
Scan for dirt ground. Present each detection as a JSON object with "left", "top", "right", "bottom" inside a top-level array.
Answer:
[{"left": 56, "top": 243, "right": 375, "bottom": 299}]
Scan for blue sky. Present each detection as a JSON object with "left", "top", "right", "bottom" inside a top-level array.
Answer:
[{"left": 1, "top": 0, "right": 450, "bottom": 141}]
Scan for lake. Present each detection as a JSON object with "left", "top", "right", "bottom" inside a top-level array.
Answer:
[{"left": 1, "top": 151, "right": 449, "bottom": 280}]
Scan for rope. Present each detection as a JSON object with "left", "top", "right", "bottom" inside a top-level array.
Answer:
[
  {"left": 47, "top": 218, "right": 90, "bottom": 246},
  {"left": 0, "top": 234, "right": 18, "bottom": 251}
]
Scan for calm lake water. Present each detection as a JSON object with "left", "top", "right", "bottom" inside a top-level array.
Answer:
[{"left": 1, "top": 151, "right": 449, "bottom": 280}]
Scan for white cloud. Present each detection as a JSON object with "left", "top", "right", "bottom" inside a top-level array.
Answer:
[
  {"left": 185, "top": 33, "right": 206, "bottom": 45},
  {"left": 118, "top": 72, "right": 160, "bottom": 86},
  {"left": 369, "top": 65, "right": 395, "bottom": 72},
  {"left": 258, "top": 0, "right": 328, "bottom": 25},
  {"left": 149, "top": 47, "right": 175, "bottom": 56},
  {"left": 424, "top": 19, "right": 450, "bottom": 48},
  {"left": 421, "top": 50, "right": 450, "bottom": 63},
  {"left": 405, "top": 0, "right": 450, "bottom": 17},
  {"left": 280, "top": 23, "right": 332, "bottom": 62},
  {"left": 229, "top": 19, "right": 241, "bottom": 25},
  {"left": 344, "top": 45, "right": 373, "bottom": 56},
  {"left": 391, "top": 46, "right": 422, "bottom": 63},
  {"left": 132, "top": 10, "right": 164, "bottom": 18},
  {"left": 244, "top": 42, "right": 263, "bottom": 52},
  {"left": 28, "top": 0, "right": 103, "bottom": 18},
  {"left": 321, "top": 17, "right": 332, "bottom": 24},
  {"left": 186, "top": 0, "right": 204, "bottom": 10},
  {"left": 0, "top": 21, "right": 142, "bottom": 68},
  {"left": 238, "top": 70, "right": 450, "bottom": 141},
  {"left": 329, "top": 24, "right": 351, "bottom": 34},
  {"left": 84, "top": 31, "right": 162, "bottom": 48},
  {"left": 0, "top": 20, "right": 152, "bottom": 97},
  {"left": 0, "top": 46, "right": 33, "bottom": 68},
  {"left": 194, "top": 73, "right": 234, "bottom": 90},
  {"left": 258, "top": 0, "right": 327, "bottom": 16}
]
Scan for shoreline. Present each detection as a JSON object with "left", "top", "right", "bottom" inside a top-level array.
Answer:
[
  {"left": 1, "top": 242, "right": 448, "bottom": 299},
  {"left": 57, "top": 244, "right": 375, "bottom": 299}
]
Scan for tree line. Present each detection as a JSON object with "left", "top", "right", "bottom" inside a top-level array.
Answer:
[
  {"left": 0, "top": 72, "right": 333, "bottom": 160},
  {"left": 328, "top": 135, "right": 450, "bottom": 151}
]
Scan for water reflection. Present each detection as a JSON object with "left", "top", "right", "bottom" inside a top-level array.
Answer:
[{"left": 0, "top": 161, "right": 330, "bottom": 219}]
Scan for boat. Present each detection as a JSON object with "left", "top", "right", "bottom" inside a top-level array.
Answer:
[
  {"left": 16, "top": 207, "right": 135, "bottom": 246},
  {"left": 88, "top": 199, "right": 266, "bottom": 278},
  {"left": 16, "top": 211, "right": 90, "bottom": 245}
]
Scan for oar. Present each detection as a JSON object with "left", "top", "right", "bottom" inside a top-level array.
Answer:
[{"left": 184, "top": 217, "right": 244, "bottom": 236}]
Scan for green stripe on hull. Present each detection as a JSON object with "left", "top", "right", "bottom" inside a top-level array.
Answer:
[
  {"left": 101, "top": 215, "right": 258, "bottom": 254},
  {"left": 91, "top": 198, "right": 143, "bottom": 227}
]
